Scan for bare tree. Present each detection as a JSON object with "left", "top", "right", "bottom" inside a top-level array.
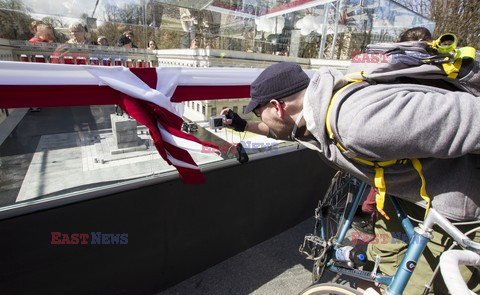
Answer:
[
  {"left": 395, "top": 0, "right": 480, "bottom": 47},
  {"left": 99, "top": 1, "right": 166, "bottom": 48},
  {"left": 0, "top": 0, "right": 32, "bottom": 39},
  {"left": 395, "top": 0, "right": 432, "bottom": 17},
  {"left": 430, "top": 0, "right": 480, "bottom": 47},
  {"left": 41, "top": 16, "right": 65, "bottom": 28}
]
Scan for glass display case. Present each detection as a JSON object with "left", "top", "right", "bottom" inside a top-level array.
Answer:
[
  {"left": 0, "top": 0, "right": 435, "bottom": 210},
  {"left": 0, "top": 0, "right": 434, "bottom": 60}
]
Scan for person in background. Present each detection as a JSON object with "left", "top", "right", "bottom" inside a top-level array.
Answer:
[
  {"left": 84, "top": 25, "right": 92, "bottom": 44},
  {"left": 66, "top": 22, "right": 89, "bottom": 45},
  {"left": 116, "top": 34, "right": 132, "bottom": 48},
  {"left": 179, "top": 8, "right": 197, "bottom": 49},
  {"left": 28, "top": 23, "right": 55, "bottom": 43},
  {"left": 29, "top": 20, "right": 44, "bottom": 36},
  {"left": 123, "top": 31, "right": 137, "bottom": 48},
  {"left": 148, "top": 40, "right": 158, "bottom": 50},
  {"left": 97, "top": 35, "right": 108, "bottom": 46},
  {"left": 190, "top": 36, "right": 200, "bottom": 49},
  {"left": 27, "top": 20, "right": 53, "bottom": 112},
  {"left": 399, "top": 26, "right": 432, "bottom": 42}
]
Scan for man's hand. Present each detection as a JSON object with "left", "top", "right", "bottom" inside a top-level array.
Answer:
[{"left": 220, "top": 108, "right": 247, "bottom": 132}]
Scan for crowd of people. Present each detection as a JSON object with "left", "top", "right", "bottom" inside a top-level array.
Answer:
[{"left": 27, "top": 20, "right": 159, "bottom": 51}]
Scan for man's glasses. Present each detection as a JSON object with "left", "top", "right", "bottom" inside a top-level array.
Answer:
[
  {"left": 253, "top": 100, "right": 284, "bottom": 118},
  {"left": 253, "top": 107, "right": 262, "bottom": 117}
]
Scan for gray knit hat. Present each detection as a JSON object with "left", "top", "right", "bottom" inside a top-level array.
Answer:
[{"left": 244, "top": 62, "right": 310, "bottom": 114}]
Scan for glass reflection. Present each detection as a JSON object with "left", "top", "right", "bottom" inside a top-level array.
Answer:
[{"left": 0, "top": 0, "right": 436, "bottom": 207}]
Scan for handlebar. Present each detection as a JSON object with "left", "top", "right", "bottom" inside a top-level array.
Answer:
[{"left": 440, "top": 249, "right": 480, "bottom": 295}]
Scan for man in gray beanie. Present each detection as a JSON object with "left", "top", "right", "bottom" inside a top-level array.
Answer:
[
  {"left": 223, "top": 62, "right": 311, "bottom": 141},
  {"left": 222, "top": 61, "right": 480, "bottom": 294}
]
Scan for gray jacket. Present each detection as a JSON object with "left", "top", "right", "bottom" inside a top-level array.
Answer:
[{"left": 302, "top": 67, "right": 480, "bottom": 221}]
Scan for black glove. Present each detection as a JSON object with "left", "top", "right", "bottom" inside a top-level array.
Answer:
[{"left": 225, "top": 110, "right": 247, "bottom": 132}]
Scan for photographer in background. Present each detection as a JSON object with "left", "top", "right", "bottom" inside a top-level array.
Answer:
[
  {"left": 123, "top": 31, "right": 137, "bottom": 48},
  {"left": 220, "top": 62, "right": 310, "bottom": 140}
]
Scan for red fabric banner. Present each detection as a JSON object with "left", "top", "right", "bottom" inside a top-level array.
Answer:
[
  {"left": 0, "top": 85, "right": 251, "bottom": 108},
  {"left": 114, "top": 68, "right": 219, "bottom": 184}
]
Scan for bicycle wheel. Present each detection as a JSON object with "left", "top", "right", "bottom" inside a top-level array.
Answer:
[
  {"left": 311, "top": 171, "right": 358, "bottom": 283},
  {"left": 318, "top": 171, "right": 357, "bottom": 241},
  {"left": 299, "top": 283, "right": 362, "bottom": 295}
]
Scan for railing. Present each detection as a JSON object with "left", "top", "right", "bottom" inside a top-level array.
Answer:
[
  {"left": 0, "top": 38, "right": 351, "bottom": 70},
  {"left": 155, "top": 48, "right": 351, "bottom": 70},
  {"left": 0, "top": 38, "right": 158, "bottom": 67}
]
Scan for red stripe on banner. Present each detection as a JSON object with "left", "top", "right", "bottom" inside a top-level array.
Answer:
[
  {"left": 117, "top": 94, "right": 168, "bottom": 162},
  {"left": 170, "top": 85, "right": 251, "bottom": 102},
  {"left": 175, "top": 166, "right": 205, "bottom": 184},
  {"left": 127, "top": 98, "right": 205, "bottom": 182},
  {"left": 130, "top": 68, "right": 158, "bottom": 89},
  {"left": 163, "top": 141, "right": 198, "bottom": 167},
  {"left": 145, "top": 97, "right": 219, "bottom": 150},
  {"left": 160, "top": 122, "right": 218, "bottom": 150},
  {"left": 0, "top": 85, "right": 120, "bottom": 108},
  {"left": 0, "top": 85, "right": 250, "bottom": 108},
  {"left": 125, "top": 68, "right": 214, "bottom": 184},
  {"left": 150, "top": 102, "right": 184, "bottom": 128}
]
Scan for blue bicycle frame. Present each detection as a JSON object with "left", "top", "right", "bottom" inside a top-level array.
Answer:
[{"left": 327, "top": 181, "right": 431, "bottom": 295}]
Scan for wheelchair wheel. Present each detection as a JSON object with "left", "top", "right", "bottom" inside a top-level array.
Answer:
[{"left": 299, "top": 283, "right": 362, "bottom": 295}]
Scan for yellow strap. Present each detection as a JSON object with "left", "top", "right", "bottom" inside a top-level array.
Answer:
[
  {"left": 441, "top": 46, "right": 475, "bottom": 79},
  {"left": 325, "top": 78, "right": 431, "bottom": 220},
  {"left": 326, "top": 88, "right": 403, "bottom": 167},
  {"left": 410, "top": 158, "right": 431, "bottom": 218},
  {"left": 374, "top": 167, "right": 390, "bottom": 220},
  {"left": 429, "top": 33, "right": 457, "bottom": 53},
  {"left": 374, "top": 159, "right": 431, "bottom": 220},
  {"left": 325, "top": 81, "right": 362, "bottom": 142},
  {"left": 455, "top": 46, "right": 476, "bottom": 60},
  {"left": 442, "top": 58, "right": 463, "bottom": 79},
  {"left": 344, "top": 72, "right": 365, "bottom": 83}
]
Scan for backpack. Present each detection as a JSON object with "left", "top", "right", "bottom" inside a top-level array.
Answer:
[
  {"left": 327, "top": 35, "right": 479, "bottom": 219},
  {"left": 347, "top": 34, "right": 480, "bottom": 96}
]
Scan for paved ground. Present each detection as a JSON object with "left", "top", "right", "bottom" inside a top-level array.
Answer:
[
  {"left": 0, "top": 106, "right": 116, "bottom": 207},
  {"left": 158, "top": 218, "right": 359, "bottom": 295},
  {"left": 15, "top": 126, "right": 222, "bottom": 201},
  {"left": 158, "top": 218, "right": 317, "bottom": 295}
]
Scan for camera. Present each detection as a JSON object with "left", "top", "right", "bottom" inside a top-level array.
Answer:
[{"left": 209, "top": 115, "right": 226, "bottom": 130}]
